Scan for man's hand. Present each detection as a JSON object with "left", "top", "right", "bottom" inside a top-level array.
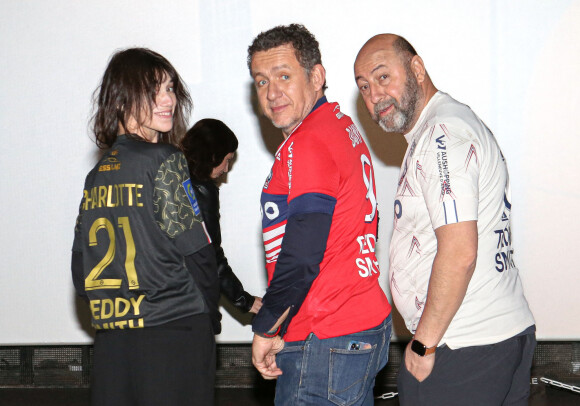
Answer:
[
  {"left": 249, "top": 297, "right": 263, "bottom": 314},
  {"left": 404, "top": 221, "right": 477, "bottom": 382},
  {"left": 404, "top": 341, "right": 435, "bottom": 382},
  {"left": 252, "top": 334, "right": 285, "bottom": 380}
]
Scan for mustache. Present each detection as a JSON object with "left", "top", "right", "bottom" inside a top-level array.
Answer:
[{"left": 373, "top": 98, "right": 398, "bottom": 119}]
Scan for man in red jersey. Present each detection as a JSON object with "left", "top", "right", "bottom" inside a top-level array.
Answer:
[{"left": 247, "top": 24, "right": 392, "bottom": 406}]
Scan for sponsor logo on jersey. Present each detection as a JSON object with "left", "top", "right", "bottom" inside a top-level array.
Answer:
[
  {"left": 347, "top": 124, "right": 362, "bottom": 148},
  {"left": 435, "top": 125, "right": 457, "bottom": 200},
  {"left": 287, "top": 142, "right": 294, "bottom": 189},
  {"left": 436, "top": 136, "right": 454, "bottom": 200},
  {"left": 182, "top": 178, "right": 201, "bottom": 216},
  {"left": 98, "top": 155, "right": 121, "bottom": 172},
  {"left": 263, "top": 169, "right": 273, "bottom": 189},
  {"left": 98, "top": 163, "right": 121, "bottom": 172},
  {"left": 333, "top": 104, "right": 344, "bottom": 119}
]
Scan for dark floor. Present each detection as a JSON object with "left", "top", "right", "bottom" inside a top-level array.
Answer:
[
  {"left": 2, "top": 342, "right": 579, "bottom": 404},
  {"left": 0, "top": 384, "right": 578, "bottom": 405}
]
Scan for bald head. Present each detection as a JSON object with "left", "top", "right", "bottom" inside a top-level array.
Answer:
[
  {"left": 356, "top": 34, "right": 416, "bottom": 68},
  {"left": 354, "top": 34, "right": 436, "bottom": 135}
]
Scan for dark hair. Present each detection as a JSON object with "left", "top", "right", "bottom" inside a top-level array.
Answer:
[
  {"left": 247, "top": 23, "right": 327, "bottom": 90},
  {"left": 180, "top": 119, "right": 238, "bottom": 181},
  {"left": 91, "top": 47, "right": 193, "bottom": 149},
  {"left": 393, "top": 36, "right": 418, "bottom": 67}
]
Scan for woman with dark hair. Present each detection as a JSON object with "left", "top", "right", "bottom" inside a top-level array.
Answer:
[
  {"left": 72, "top": 48, "right": 219, "bottom": 406},
  {"left": 181, "top": 119, "right": 262, "bottom": 315}
]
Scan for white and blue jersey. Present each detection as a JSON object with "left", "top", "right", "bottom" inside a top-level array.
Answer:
[{"left": 390, "top": 92, "right": 534, "bottom": 348}]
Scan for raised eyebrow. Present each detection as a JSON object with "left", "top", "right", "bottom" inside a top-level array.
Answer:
[
  {"left": 355, "top": 63, "right": 390, "bottom": 82},
  {"left": 252, "top": 72, "right": 266, "bottom": 81},
  {"left": 371, "top": 64, "right": 388, "bottom": 74},
  {"left": 271, "top": 64, "right": 292, "bottom": 72},
  {"left": 253, "top": 63, "right": 293, "bottom": 78}
]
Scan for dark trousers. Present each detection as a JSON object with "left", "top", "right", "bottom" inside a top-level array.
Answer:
[
  {"left": 397, "top": 330, "right": 536, "bottom": 406},
  {"left": 91, "top": 314, "right": 216, "bottom": 406}
]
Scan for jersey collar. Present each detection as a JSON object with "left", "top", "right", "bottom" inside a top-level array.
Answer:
[{"left": 274, "top": 96, "right": 328, "bottom": 156}]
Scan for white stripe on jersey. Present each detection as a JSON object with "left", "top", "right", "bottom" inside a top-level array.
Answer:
[
  {"left": 266, "top": 248, "right": 282, "bottom": 263},
  {"left": 263, "top": 223, "right": 286, "bottom": 264},
  {"left": 264, "top": 236, "right": 284, "bottom": 252},
  {"left": 263, "top": 224, "right": 286, "bottom": 241}
]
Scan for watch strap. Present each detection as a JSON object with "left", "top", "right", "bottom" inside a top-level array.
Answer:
[{"left": 411, "top": 338, "right": 437, "bottom": 356}]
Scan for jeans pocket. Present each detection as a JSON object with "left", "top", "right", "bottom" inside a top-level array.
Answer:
[
  {"left": 328, "top": 345, "right": 376, "bottom": 406},
  {"left": 276, "top": 345, "right": 304, "bottom": 381}
]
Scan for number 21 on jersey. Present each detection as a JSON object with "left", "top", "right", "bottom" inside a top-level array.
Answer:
[{"left": 85, "top": 216, "right": 140, "bottom": 291}]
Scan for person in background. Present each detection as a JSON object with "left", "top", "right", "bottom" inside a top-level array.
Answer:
[
  {"left": 247, "top": 24, "right": 392, "bottom": 405},
  {"left": 354, "top": 34, "right": 535, "bottom": 406},
  {"left": 181, "top": 118, "right": 262, "bottom": 315},
  {"left": 72, "top": 48, "right": 219, "bottom": 406}
]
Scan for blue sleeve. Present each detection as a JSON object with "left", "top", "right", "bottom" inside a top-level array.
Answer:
[{"left": 252, "top": 192, "right": 336, "bottom": 336}]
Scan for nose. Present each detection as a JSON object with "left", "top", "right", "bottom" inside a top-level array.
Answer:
[
  {"left": 157, "top": 89, "right": 175, "bottom": 107},
  {"left": 266, "top": 81, "right": 281, "bottom": 101},
  {"left": 369, "top": 83, "right": 384, "bottom": 105}
]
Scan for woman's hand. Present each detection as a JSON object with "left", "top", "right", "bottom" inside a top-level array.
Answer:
[{"left": 249, "top": 297, "right": 263, "bottom": 314}]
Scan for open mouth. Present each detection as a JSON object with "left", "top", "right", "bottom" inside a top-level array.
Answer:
[
  {"left": 379, "top": 104, "right": 393, "bottom": 117},
  {"left": 155, "top": 111, "right": 173, "bottom": 118}
]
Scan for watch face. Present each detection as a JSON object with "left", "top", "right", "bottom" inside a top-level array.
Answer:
[{"left": 411, "top": 339, "right": 426, "bottom": 356}]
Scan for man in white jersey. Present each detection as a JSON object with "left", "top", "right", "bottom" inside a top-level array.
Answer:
[{"left": 354, "top": 34, "right": 535, "bottom": 406}]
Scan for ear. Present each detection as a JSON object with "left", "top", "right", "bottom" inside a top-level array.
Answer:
[
  {"left": 310, "top": 64, "right": 326, "bottom": 91},
  {"left": 410, "top": 55, "right": 427, "bottom": 84}
]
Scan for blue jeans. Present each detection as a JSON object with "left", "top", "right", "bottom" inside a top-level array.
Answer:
[{"left": 274, "top": 315, "right": 392, "bottom": 406}]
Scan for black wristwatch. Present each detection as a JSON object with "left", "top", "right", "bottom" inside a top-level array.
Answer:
[{"left": 410, "top": 339, "right": 437, "bottom": 356}]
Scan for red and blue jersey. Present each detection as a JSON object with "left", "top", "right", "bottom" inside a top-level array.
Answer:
[{"left": 254, "top": 98, "right": 391, "bottom": 342}]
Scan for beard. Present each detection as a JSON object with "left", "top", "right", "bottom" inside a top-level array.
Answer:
[{"left": 374, "top": 68, "right": 420, "bottom": 134}]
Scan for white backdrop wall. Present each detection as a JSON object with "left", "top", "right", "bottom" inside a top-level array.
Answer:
[{"left": 1, "top": 0, "right": 578, "bottom": 344}]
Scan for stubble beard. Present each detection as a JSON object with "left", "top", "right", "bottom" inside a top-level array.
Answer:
[{"left": 374, "top": 69, "right": 420, "bottom": 134}]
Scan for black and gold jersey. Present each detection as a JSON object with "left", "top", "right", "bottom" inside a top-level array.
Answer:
[{"left": 72, "top": 135, "right": 212, "bottom": 330}]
